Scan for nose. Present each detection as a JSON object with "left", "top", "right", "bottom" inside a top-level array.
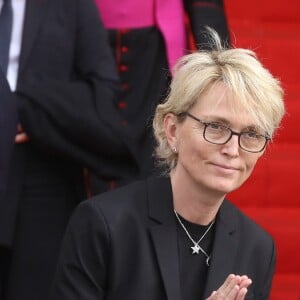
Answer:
[{"left": 220, "top": 134, "right": 240, "bottom": 157}]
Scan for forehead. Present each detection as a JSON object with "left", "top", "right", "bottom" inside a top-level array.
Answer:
[{"left": 191, "top": 82, "right": 257, "bottom": 129}]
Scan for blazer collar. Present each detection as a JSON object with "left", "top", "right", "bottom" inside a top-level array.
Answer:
[
  {"left": 147, "top": 177, "right": 239, "bottom": 300},
  {"left": 203, "top": 200, "right": 239, "bottom": 298},
  {"left": 19, "top": 0, "right": 48, "bottom": 76},
  {"left": 148, "top": 176, "right": 174, "bottom": 224},
  {"left": 147, "top": 176, "right": 182, "bottom": 300}
]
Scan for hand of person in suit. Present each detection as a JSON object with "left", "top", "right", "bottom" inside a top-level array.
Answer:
[
  {"left": 15, "top": 124, "right": 29, "bottom": 144},
  {"left": 206, "top": 274, "right": 252, "bottom": 300}
]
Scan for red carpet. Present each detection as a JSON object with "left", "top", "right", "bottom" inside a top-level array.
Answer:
[{"left": 225, "top": 1, "right": 300, "bottom": 299}]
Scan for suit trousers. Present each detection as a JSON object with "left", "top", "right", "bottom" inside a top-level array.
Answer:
[{"left": 1, "top": 142, "right": 85, "bottom": 300}]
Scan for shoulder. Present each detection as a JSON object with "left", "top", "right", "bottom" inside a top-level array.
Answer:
[
  {"left": 222, "top": 200, "right": 274, "bottom": 246},
  {"left": 64, "top": 181, "right": 148, "bottom": 245},
  {"left": 76, "top": 178, "right": 150, "bottom": 224},
  {"left": 90, "top": 178, "right": 148, "bottom": 208},
  {"left": 77, "top": 176, "right": 170, "bottom": 225},
  {"left": 89, "top": 176, "right": 169, "bottom": 206}
]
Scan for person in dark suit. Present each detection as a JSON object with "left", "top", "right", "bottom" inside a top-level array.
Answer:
[
  {"left": 0, "top": 0, "right": 137, "bottom": 299},
  {"left": 0, "top": 70, "right": 17, "bottom": 296},
  {"left": 50, "top": 30, "right": 285, "bottom": 300},
  {"left": 0, "top": 70, "right": 17, "bottom": 196}
]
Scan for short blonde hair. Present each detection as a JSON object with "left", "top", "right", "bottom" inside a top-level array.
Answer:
[{"left": 153, "top": 29, "right": 285, "bottom": 170}]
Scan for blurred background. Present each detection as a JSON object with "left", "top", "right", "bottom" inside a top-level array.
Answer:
[{"left": 225, "top": 1, "right": 300, "bottom": 299}]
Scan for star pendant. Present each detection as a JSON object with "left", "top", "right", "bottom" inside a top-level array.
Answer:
[{"left": 191, "top": 244, "right": 201, "bottom": 254}]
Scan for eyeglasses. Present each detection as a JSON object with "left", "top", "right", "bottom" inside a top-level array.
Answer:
[{"left": 180, "top": 112, "right": 270, "bottom": 153}]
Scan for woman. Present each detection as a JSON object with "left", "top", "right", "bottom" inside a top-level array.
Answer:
[{"left": 50, "top": 30, "right": 285, "bottom": 300}]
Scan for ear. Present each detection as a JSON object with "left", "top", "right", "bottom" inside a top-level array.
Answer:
[{"left": 164, "top": 113, "right": 178, "bottom": 150}]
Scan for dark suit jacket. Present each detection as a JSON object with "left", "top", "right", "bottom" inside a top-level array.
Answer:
[
  {"left": 51, "top": 177, "right": 276, "bottom": 300},
  {"left": 0, "top": 0, "right": 139, "bottom": 248},
  {"left": 0, "top": 70, "right": 17, "bottom": 197},
  {"left": 16, "top": 0, "right": 138, "bottom": 178}
]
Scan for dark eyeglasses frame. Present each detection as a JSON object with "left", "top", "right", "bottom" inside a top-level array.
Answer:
[{"left": 178, "top": 112, "right": 270, "bottom": 153}]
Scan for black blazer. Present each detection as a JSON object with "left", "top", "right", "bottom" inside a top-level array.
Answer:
[{"left": 51, "top": 177, "right": 276, "bottom": 300}]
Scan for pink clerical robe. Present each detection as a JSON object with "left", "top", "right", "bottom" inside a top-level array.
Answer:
[{"left": 95, "top": 0, "right": 186, "bottom": 70}]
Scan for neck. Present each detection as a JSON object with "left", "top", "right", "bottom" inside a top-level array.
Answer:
[{"left": 170, "top": 169, "right": 225, "bottom": 225}]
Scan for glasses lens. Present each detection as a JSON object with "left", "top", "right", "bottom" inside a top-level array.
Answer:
[
  {"left": 240, "top": 132, "right": 267, "bottom": 152},
  {"left": 204, "top": 123, "right": 232, "bottom": 144},
  {"left": 204, "top": 124, "right": 267, "bottom": 153}
]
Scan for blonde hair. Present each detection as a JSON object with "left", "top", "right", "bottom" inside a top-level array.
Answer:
[{"left": 153, "top": 28, "right": 285, "bottom": 170}]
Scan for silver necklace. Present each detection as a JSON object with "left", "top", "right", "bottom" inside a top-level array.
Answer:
[{"left": 174, "top": 210, "right": 215, "bottom": 266}]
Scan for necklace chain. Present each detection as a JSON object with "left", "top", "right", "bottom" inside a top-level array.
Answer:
[{"left": 174, "top": 210, "right": 215, "bottom": 266}]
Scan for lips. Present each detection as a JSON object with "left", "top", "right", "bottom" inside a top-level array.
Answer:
[
  {"left": 210, "top": 162, "right": 240, "bottom": 172},
  {"left": 216, "top": 163, "right": 239, "bottom": 170}
]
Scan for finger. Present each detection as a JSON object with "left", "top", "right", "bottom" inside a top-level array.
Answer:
[
  {"left": 236, "top": 287, "right": 248, "bottom": 300},
  {"left": 239, "top": 275, "right": 249, "bottom": 284},
  {"left": 239, "top": 277, "right": 252, "bottom": 290},
  {"left": 220, "top": 275, "right": 239, "bottom": 297},
  {"left": 235, "top": 275, "right": 241, "bottom": 285},
  {"left": 225, "top": 284, "right": 240, "bottom": 299},
  {"left": 15, "top": 132, "right": 30, "bottom": 143},
  {"left": 208, "top": 275, "right": 241, "bottom": 299},
  {"left": 206, "top": 290, "right": 217, "bottom": 300},
  {"left": 219, "top": 274, "right": 236, "bottom": 291}
]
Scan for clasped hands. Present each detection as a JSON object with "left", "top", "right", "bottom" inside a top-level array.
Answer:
[
  {"left": 207, "top": 274, "right": 252, "bottom": 300},
  {"left": 15, "top": 124, "right": 29, "bottom": 143}
]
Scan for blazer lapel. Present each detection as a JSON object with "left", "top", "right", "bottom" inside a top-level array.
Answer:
[
  {"left": 147, "top": 179, "right": 239, "bottom": 300},
  {"left": 18, "top": 0, "right": 48, "bottom": 76},
  {"left": 203, "top": 200, "right": 239, "bottom": 298},
  {"left": 147, "top": 177, "right": 182, "bottom": 300}
]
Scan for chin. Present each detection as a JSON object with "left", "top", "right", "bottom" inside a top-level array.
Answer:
[{"left": 210, "top": 180, "right": 241, "bottom": 195}]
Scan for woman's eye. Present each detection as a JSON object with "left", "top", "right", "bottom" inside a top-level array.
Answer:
[
  {"left": 208, "top": 123, "right": 224, "bottom": 130},
  {"left": 244, "top": 131, "right": 259, "bottom": 139}
]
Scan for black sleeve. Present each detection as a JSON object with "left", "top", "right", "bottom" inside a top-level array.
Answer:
[
  {"left": 261, "top": 239, "right": 276, "bottom": 299},
  {"left": 0, "top": 70, "right": 17, "bottom": 192},
  {"left": 49, "top": 200, "right": 110, "bottom": 300},
  {"left": 16, "top": 0, "right": 138, "bottom": 179},
  {"left": 184, "top": 0, "right": 230, "bottom": 49}
]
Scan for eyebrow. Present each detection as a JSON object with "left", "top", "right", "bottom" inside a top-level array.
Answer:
[
  {"left": 201, "top": 115, "right": 261, "bottom": 131},
  {"left": 202, "top": 116, "right": 231, "bottom": 125}
]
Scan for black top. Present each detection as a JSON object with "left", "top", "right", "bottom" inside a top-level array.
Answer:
[{"left": 175, "top": 213, "right": 215, "bottom": 300}]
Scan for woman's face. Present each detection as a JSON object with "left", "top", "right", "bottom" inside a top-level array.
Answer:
[{"left": 166, "top": 82, "right": 265, "bottom": 196}]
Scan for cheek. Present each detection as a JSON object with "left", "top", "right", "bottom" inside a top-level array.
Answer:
[
  {"left": 178, "top": 131, "right": 198, "bottom": 155},
  {"left": 182, "top": 140, "right": 209, "bottom": 164},
  {"left": 243, "top": 155, "right": 261, "bottom": 178},
  {"left": 177, "top": 139, "right": 205, "bottom": 171}
]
